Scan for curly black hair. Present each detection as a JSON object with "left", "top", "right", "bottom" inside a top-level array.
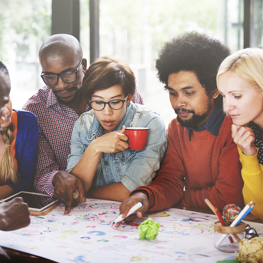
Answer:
[{"left": 156, "top": 32, "right": 230, "bottom": 105}]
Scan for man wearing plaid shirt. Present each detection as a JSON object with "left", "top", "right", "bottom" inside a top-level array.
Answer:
[{"left": 23, "top": 34, "right": 143, "bottom": 214}]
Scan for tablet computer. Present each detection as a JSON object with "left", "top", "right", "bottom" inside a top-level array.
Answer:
[{"left": 0, "top": 191, "right": 59, "bottom": 212}]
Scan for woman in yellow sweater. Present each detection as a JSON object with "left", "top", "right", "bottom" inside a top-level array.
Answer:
[{"left": 217, "top": 48, "right": 263, "bottom": 219}]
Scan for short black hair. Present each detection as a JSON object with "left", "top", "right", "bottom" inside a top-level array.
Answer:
[
  {"left": 82, "top": 56, "right": 136, "bottom": 101},
  {"left": 156, "top": 32, "right": 230, "bottom": 105},
  {"left": 0, "top": 61, "right": 9, "bottom": 75}
]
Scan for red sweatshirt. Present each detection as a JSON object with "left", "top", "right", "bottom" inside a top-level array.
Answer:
[{"left": 135, "top": 116, "right": 244, "bottom": 211}]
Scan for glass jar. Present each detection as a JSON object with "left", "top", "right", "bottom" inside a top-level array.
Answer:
[{"left": 214, "top": 221, "right": 246, "bottom": 253}]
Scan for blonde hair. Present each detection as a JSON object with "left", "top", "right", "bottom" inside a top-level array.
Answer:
[
  {"left": 217, "top": 48, "right": 263, "bottom": 91},
  {"left": 0, "top": 122, "right": 18, "bottom": 184}
]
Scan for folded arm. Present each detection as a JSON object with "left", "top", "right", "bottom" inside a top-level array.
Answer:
[
  {"left": 133, "top": 124, "right": 184, "bottom": 211},
  {"left": 87, "top": 182, "right": 130, "bottom": 201},
  {"left": 182, "top": 133, "right": 244, "bottom": 211},
  {"left": 68, "top": 123, "right": 128, "bottom": 192},
  {"left": 238, "top": 147, "right": 263, "bottom": 219}
]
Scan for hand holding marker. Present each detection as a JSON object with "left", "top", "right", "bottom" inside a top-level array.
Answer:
[{"left": 113, "top": 202, "right": 143, "bottom": 224}]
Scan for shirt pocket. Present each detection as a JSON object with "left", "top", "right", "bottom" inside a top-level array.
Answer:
[
  {"left": 113, "top": 150, "right": 135, "bottom": 165},
  {"left": 93, "top": 161, "right": 104, "bottom": 187},
  {"left": 81, "top": 136, "right": 93, "bottom": 152}
]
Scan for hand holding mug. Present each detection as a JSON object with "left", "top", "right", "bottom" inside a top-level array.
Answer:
[{"left": 125, "top": 127, "right": 149, "bottom": 150}]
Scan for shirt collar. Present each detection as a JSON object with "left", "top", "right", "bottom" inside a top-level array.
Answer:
[
  {"left": 45, "top": 87, "right": 90, "bottom": 112},
  {"left": 117, "top": 102, "right": 134, "bottom": 129},
  {"left": 46, "top": 87, "right": 59, "bottom": 108},
  {"left": 187, "top": 105, "right": 225, "bottom": 140},
  {"left": 249, "top": 122, "right": 262, "bottom": 141}
]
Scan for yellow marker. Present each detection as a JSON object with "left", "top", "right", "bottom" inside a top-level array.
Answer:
[{"left": 152, "top": 211, "right": 170, "bottom": 217}]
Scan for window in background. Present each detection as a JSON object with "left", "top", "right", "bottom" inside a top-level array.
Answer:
[
  {"left": 98, "top": 0, "right": 244, "bottom": 127},
  {"left": 224, "top": 0, "right": 244, "bottom": 51},
  {"left": 80, "top": 0, "right": 90, "bottom": 63},
  {"left": 251, "top": 0, "right": 263, "bottom": 47},
  {"left": 0, "top": 0, "right": 252, "bottom": 122},
  {"left": 0, "top": 0, "right": 51, "bottom": 109}
]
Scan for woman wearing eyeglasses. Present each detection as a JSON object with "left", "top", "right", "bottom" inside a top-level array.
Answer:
[
  {"left": 0, "top": 61, "right": 39, "bottom": 199},
  {"left": 217, "top": 48, "right": 263, "bottom": 220},
  {"left": 66, "top": 56, "right": 167, "bottom": 201}
]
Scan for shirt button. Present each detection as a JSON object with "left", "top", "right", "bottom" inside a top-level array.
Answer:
[{"left": 104, "top": 161, "right": 108, "bottom": 165}]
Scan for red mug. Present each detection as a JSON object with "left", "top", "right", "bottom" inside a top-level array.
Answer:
[{"left": 125, "top": 127, "right": 149, "bottom": 150}]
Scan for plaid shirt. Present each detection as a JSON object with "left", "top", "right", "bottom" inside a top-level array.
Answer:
[{"left": 22, "top": 86, "right": 143, "bottom": 196}]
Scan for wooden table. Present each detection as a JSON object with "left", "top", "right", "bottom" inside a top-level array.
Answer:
[{"left": 3, "top": 247, "right": 57, "bottom": 263}]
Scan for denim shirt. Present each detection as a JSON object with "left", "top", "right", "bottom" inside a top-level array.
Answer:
[{"left": 67, "top": 102, "right": 168, "bottom": 191}]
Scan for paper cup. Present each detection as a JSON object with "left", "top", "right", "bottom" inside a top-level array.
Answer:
[{"left": 125, "top": 127, "right": 149, "bottom": 150}]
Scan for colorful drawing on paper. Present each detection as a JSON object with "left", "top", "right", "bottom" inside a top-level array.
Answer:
[{"left": 0, "top": 199, "right": 262, "bottom": 263}]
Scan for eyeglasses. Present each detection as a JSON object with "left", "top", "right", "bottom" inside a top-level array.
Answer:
[
  {"left": 89, "top": 96, "right": 128, "bottom": 111},
  {"left": 245, "top": 224, "right": 259, "bottom": 240},
  {"left": 40, "top": 59, "right": 83, "bottom": 86}
]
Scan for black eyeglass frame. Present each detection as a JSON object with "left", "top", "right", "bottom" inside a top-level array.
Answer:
[
  {"left": 245, "top": 224, "right": 259, "bottom": 240},
  {"left": 40, "top": 59, "right": 83, "bottom": 86},
  {"left": 89, "top": 96, "right": 128, "bottom": 111}
]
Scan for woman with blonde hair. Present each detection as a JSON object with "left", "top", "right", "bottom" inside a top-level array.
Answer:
[
  {"left": 217, "top": 48, "right": 263, "bottom": 219},
  {"left": 0, "top": 61, "right": 39, "bottom": 199}
]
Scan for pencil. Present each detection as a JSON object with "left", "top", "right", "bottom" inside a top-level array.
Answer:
[
  {"left": 215, "top": 207, "right": 235, "bottom": 243},
  {"left": 203, "top": 197, "right": 216, "bottom": 214},
  {"left": 215, "top": 207, "right": 226, "bottom": 226},
  {"left": 203, "top": 198, "right": 234, "bottom": 243}
]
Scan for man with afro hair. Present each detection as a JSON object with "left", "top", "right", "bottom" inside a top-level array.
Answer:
[{"left": 117, "top": 32, "right": 244, "bottom": 222}]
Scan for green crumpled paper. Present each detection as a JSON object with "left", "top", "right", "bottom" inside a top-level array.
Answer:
[{"left": 138, "top": 218, "right": 160, "bottom": 240}]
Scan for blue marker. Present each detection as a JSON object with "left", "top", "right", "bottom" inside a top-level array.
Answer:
[
  {"left": 235, "top": 202, "right": 255, "bottom": 226},
  {"left": 113, "top": 202, "right": 143, "bottom": 224}
]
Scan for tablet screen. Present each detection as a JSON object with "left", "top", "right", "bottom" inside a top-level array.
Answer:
[{"left": 0, "top": 191, "right": 58, "bottom": 212}]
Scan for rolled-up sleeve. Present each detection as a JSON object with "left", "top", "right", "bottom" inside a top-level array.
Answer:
[{"left": 66, "top": 118, "right": 84, "bottom": 173}]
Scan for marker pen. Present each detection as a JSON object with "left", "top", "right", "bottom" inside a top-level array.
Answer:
[{"left": 113, "top": 202, "right": 143, "bottom": 224}]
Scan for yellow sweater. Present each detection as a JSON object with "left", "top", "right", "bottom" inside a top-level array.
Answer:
[{"left": 238, "top": 147, "right": 263, "bottom": 219}]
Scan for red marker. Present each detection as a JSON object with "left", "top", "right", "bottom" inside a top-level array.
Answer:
[{"left": 203, "top": 197, "right": 234, "bottom": 243}]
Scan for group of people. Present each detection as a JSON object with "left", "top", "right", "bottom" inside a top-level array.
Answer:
[
  {"left": 0, "top": 32, "right": 263, "bottom": 247},
  {"left": 119, "top": 35, "right": 263, "bottom": 223}
]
